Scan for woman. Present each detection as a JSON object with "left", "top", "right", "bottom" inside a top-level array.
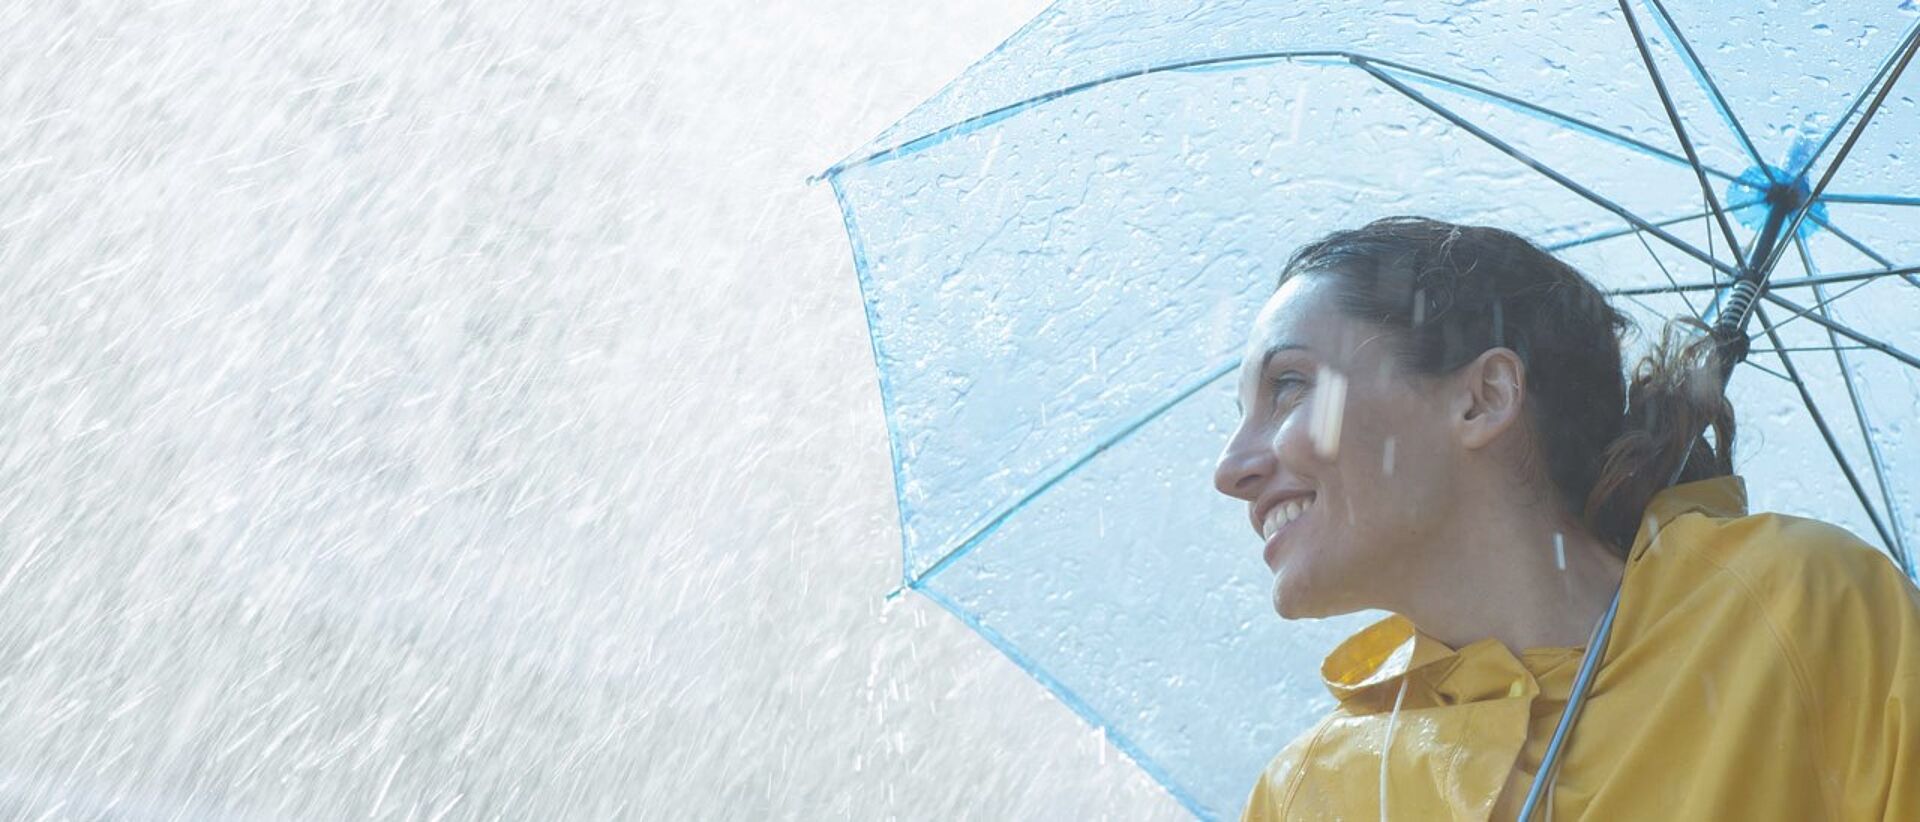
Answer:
[{"left": 1213, "top": 217, "right": 1920, "bottom": 820}]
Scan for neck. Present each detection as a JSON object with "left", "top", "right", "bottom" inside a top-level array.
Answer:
[{"left": 1396, "top": 496, "right": 1628, "bottom": 654}]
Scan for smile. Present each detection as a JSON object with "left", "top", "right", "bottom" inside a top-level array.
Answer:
[{"left": 1261, "top": 494, "right": 1314, "bottom": 570}]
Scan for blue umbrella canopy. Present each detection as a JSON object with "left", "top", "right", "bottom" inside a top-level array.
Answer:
[{"left": 821, "top": 2, "right": 1920, "bottom": 817}]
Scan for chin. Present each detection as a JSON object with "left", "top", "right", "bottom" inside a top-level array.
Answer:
[
  {"left": 1271, "top": 581, "right": 1323, "bottom": 620},
  {"left": 1271, "top": 575, "right": 1358, "bottom": 621}
]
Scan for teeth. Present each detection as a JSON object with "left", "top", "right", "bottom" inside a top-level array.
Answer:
[{"left": 1262, "top": 495, "right": 1315, "bottom": 540}]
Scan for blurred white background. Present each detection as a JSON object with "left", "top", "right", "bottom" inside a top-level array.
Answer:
[{"left": 0, "top": 1, "right": 1190, "bottom": 818}]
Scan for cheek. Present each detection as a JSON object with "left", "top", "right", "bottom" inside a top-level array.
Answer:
[
  {"left": 1268, "top": 405, "right": 1326, "bottom": 467},
  {"left": 1320, "top": 401, "right": 1430, "bottom": 525},
  {"left": 1343, "top": 416, "right": 1454, "bottom": 534}
]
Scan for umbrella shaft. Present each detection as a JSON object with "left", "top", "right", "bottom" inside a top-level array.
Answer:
[{"left": 1707, "top": 201, "right": 1793, "bottom": 374}]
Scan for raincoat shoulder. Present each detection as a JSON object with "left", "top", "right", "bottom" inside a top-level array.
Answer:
[{"left": 1653, "top": 501, "right": 1920, "bottom": 821}]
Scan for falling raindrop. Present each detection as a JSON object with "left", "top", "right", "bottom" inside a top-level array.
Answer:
[
  {"left": 1310, "top": 365, "right": 1348, "bottom": 459},
  {"left": 1287, "top": 80, "right": 1308, "bottom": 145},
  {"left": 1382, "top": 437, "right": 1397, "bottom": 476},
  {"left": 1206, "top": 298, "right": 1237, "bottom": 356},
  {"left": 1553, "top": 532, "right": 1566, "bottom": 571}
]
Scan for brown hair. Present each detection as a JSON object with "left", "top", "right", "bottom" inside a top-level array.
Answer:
[{"left": 1278, "top": 216, "right": 1736, "bottom": 553}]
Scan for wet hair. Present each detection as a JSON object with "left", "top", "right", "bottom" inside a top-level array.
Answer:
[{"left": 1277, "top": 216, "right": 1736, "bottom": 554}]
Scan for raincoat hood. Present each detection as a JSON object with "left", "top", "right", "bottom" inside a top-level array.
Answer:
[{"left": 1241, "top": 475, "right": 1920, "bottom": 821}]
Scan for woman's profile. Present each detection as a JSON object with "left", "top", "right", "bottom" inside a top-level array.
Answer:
[{"left": 1213, "top": 216, "right": 1920, "bottom": 820}]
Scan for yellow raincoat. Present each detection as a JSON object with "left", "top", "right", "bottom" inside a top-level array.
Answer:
[{"left": 1240, "top": 476, "right": 1920, "bottom": 821}]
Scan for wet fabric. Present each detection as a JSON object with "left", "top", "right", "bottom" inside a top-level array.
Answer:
[{"left": 1239, "top": 475, "right": 1920, "bottom": 821}]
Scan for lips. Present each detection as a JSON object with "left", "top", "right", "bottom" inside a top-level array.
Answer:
[
  {"left": 1258, "top": 494, "right": 1314, "bottom": 572},
  {"left": 1259, "top": 514, "right": 1305, "bottom": 572},
  {"left": 1250, "top": 491, "right": 1316, "bottom": 540}
]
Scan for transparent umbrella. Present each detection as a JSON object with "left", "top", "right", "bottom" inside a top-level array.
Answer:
[{"left": 817, "top": 1, "right": 1920, "bottom": 817}]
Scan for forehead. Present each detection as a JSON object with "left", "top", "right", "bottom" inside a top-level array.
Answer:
[{"left": 1244, "top": 274, "right": 1377, "bottom": 368}]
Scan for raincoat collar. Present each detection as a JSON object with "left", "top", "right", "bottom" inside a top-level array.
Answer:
[
  {"left": 1320, "top": 614, "right": 1561, "bottom": 713},
  {"left": 1319, "top": 475, "right": 1748, "bottom": 711}
]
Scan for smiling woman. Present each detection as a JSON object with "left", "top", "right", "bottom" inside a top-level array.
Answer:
[
  {"left": 1213, "top": 217, "right": 1920, "bottom": 820},
  {"left": 1214, "top": 217, "right": 1671, "bottom": 639}
]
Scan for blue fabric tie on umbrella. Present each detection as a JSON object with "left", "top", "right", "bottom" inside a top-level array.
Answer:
[{"left": 818, "top": 2, "right": 1920, "bottom": 817}]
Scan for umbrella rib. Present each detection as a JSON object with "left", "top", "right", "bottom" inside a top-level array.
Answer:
[
  {"left": 907, "top": 584, "right": 1216, "bottom": 821},
  {"left": 1758, "top": 292, "right": 1920, "bottom": 371},
  {"left": 1750, "top": 345, "right": 1877, "bottom": 355},
  {"left": 904, "top": 357, "right": 1241, "bottom": 591},
  {"left": 1634, "top": 222, "right": 1702, "bottom": 318},
  {"left": 1617, "top": 0, "right": 1749, "bottom": 271},
  {"left": 822, "top": 48, "right": 1757, "bottom": 191},
  {"left": 1547, "top": 196, "right": 1767, "bottom": 252},
  {"left": 1794, "top": 235, "right": 1913, "bottom": 574},
  {"left": 822, "top": 49, "right": 1358, "bottom": 177},
  {"left": 1739, "top": 358, "right": 1795, "bottom": 385},
  {"left": 1366, "top": 58, "right": 1752, "bottom": 187},
  {"left": 1610, "top": 263, "right": 1920, "bottom": 297},
  {"left": 1618, "top": 291, "right": 1678, "bottom": 323},
  {"left": 1792, "top": 19, "right": 1920, "bottom": 191},
  {"left": 1801, "top": 213, "right": 1920, "bottom": 291},
  {"left": 1819, "top": 193, "right": 1920, "bottom": 207},
  {"left": 1806, "top": 213, "right": 1896, "bottom": 267},
  {"left": 1355, "top": 61, "right": 1737, "bottom": 279},
  {"left": 1636, "top": 0, "right": 1771, "bottom": 175},
  {"left": 1745, "top": 277, "right": 1880, "bottom": 336},
  {"left": 1752, "top": 303, "right": 1900, "bottom": 556}
]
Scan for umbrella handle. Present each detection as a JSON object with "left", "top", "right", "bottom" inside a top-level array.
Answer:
[{"left": 1516, "top": 581, "right": 1624, "bottom": 820}]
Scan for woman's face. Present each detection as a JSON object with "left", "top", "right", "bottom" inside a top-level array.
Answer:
[{"left": 1213, "top": 273, "right": 1466, "bottom": 619}]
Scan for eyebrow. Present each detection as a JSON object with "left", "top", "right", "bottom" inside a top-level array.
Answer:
[{"left": 1235, "top": 343, "right": 1312, "bottom": 415}]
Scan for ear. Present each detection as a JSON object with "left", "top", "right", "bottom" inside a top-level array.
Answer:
[{"left": 1453, "top": 347, "right": 1526, "bottom": 450}]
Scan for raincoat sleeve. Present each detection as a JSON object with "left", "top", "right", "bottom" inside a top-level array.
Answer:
[
  {"left": 1238, "top": 714, "right": 1332, "bottom": 822},
  {"left": 1759, "top": 516, "right": 1920, "bottom": 820}
]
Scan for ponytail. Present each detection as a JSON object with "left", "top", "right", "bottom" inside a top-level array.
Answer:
[{"left": 1582, "top": 317, "right": 1738, "bottom": 552}]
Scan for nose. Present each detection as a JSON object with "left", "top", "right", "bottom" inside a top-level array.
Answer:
[{"left": 1213, "top": 425, "right": 1271, "bottom": 503}]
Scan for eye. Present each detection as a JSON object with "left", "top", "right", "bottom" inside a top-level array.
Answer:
[{"left": 1268, "top": 371, "right": 1309, "bottom": 402}]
